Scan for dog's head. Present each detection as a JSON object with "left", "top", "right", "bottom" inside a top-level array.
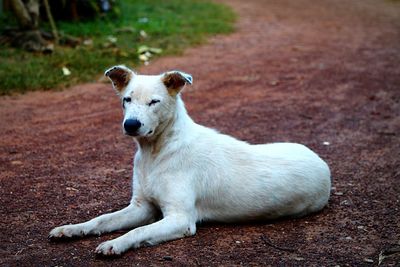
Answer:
[{"left": 105, "top": 65, "right": 192, "bottom": 138}]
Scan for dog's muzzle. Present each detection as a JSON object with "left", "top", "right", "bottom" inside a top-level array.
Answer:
[{"left": 123, "top": 119, "right": 142, "bottom": 136}]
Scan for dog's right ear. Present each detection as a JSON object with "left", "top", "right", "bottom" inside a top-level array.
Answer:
[
  {"left": 105, "top": 65, "right": 134, "bottom": 93},
  {"left": 162, "top": 71, "right": 193, "bottom": 96}
]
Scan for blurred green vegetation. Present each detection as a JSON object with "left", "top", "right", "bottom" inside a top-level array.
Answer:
[{"left": 0, "top": 0, "right": 235, "bottom": 95}]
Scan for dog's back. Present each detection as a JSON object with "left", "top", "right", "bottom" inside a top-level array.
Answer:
[{"left": 173, "top": 121, "right": 331, "bottom": 223}]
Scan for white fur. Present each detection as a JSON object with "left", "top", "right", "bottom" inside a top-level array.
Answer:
[{"left": 49, "top": 67, "right": 331, "bottom": 256}]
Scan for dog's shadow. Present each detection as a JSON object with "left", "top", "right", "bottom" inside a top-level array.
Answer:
[{"left": 48, "top": 209, "right": 326, "bottom": 244}]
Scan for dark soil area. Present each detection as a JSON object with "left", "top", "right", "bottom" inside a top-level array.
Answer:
[{"left": 1, "top": 0, "right": 399, "bottom": 266}]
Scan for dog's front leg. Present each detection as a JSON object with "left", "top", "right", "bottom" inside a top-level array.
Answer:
[
  {"left": 49, "top": 199, "right": 156, "bottom": 239},
  {"left": 95, "top": 212, "right": 196, "bottom": 256}
]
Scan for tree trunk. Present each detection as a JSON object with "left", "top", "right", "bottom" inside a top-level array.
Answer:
[
  {"left": 25, "top": 0, "right": 40, "bottom": 28},
  {"left": 9, "top": 0, "right": 32, "bottom": 29},
  {"left": 8, "top": 0, "right": 47, "bottom": 51}
]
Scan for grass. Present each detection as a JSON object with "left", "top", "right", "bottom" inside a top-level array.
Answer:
[{"left": 0, "top": 0, "right": 235, "bottom": 95}]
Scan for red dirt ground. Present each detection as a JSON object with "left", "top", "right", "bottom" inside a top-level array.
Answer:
[{"left": 1, "top": 0, "right": 399, "bottom": 266}]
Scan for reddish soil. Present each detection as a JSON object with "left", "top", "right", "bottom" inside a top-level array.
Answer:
[{"left": 1, "top": 0, "right": 399, "bottom": 266}]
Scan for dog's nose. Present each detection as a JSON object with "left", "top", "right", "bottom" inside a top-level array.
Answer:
[{"left": 124, "top": 119, "right": 142, "bottom": 135}]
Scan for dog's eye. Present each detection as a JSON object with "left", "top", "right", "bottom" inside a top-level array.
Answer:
[
  {"left": 123, "top": 97, "right": 131, "bottom": 103},
  {"left": 148, "top": 99, "right": 160, "bottom": 106}
]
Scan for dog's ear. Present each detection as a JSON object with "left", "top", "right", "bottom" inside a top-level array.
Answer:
[
  {"left": 162, "top": 71, "right": 193, "bottom": 96},
  {"left": 105, "top": 65, "right": 134, "bottom": 93}
]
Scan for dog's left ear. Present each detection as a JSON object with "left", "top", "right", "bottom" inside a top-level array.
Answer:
[
  {"left": 162, "top": 71, "right": 193, "bottom": 96},
  {"left": 105, "top": 65, "right": 134, "bottom": 94}
]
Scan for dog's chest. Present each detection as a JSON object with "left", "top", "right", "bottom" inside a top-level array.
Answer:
[{"left": 134, "top": 152, "right": 167, "bottom": 202}]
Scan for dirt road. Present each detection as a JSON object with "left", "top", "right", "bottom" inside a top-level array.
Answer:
[{"left": 1, "top": 0, "right": 399, "bottom": 265}]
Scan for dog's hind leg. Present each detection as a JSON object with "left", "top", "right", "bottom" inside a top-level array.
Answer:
[
  {"left": 95, "top": 212, "right": 196, "bottom": 255},
  {"left": 49, "top": 199, "right": 156, "bottom": 240}
]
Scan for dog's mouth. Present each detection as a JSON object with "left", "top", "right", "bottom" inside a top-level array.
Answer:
[
  {"left": 123, "top": 130, "right": 154, "bottom": 138},
  {"left": 124, "top": 130, "right": 139, "bottom": 137}
]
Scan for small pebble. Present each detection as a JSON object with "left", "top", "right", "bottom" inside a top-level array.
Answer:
[
  {"left": 363, "top": 258, "right": 373, "bottom": 263},
  {"left": 269, "top": 80, "right": 279, "bottom": 86},
  {"left": 340, "top": 200, "right": 350, "bottom": 205}
]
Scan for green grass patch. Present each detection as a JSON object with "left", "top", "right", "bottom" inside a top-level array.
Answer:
[{"left": 0, "top": 0, "right": 235, "bottom": 95}]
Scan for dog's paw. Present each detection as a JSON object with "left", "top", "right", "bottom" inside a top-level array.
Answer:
[
  {"left": 48, "top": 225, "right": 84, "bottom": 240},
  {"left": 95, "top": 240, "right": 126, "bottom": 256}
]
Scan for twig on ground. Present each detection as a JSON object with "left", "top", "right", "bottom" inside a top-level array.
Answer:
[
  {"left": 43, "top": 0, "right": 59, "bottom": 45},
  {"left": 260, "top": 235, "right": 297, "bottom": 252}
]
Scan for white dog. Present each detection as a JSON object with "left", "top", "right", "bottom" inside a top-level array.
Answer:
[{"left": 49, "top": 65, "right": 331, "bottom": 256}]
